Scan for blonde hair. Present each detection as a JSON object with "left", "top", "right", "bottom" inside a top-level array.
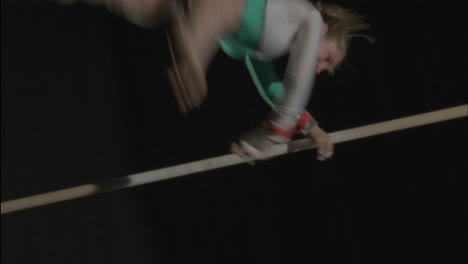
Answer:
[{"left": 316, "top": 2, "right": 374, "bottom": 73}]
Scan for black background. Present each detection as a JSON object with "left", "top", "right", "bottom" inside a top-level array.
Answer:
[{"left": 2, "top": 0, "right": 467, "bottom": 263}]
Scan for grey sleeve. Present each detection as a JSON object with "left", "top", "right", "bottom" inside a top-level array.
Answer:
[{"left": 270, "top": 9, "right": 324, "bottom": 133}]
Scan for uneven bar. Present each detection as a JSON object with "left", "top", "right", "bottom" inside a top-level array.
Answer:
[{"left": 2, "top": 104, "right": 467, "bottom": 215}]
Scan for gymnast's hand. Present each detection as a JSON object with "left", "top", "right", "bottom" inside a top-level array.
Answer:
[
  {"left": 307, "top": 125, "right": 334, "bottom": 161},
  {"left": 229, "top": 126, "right": 280, "bottom": 161}
]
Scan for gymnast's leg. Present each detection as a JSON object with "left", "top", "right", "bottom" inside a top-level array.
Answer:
[{"left": 167, "top": 0, "right": 246, "bottom": 113}]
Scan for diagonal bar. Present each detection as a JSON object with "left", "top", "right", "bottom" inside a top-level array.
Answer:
[{"left": 2, "top": 104, "right": 466, "bottom": 215}]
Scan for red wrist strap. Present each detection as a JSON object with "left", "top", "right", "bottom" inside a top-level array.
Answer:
[
  {"left": 295, "top": 111, "right": 313, "bottom": 132},
  {"left": 262, "top": 110, "right": 313, "bottom": 139},
  {"left": 270, "top": 125, "right": 295, "bottom": 138}
]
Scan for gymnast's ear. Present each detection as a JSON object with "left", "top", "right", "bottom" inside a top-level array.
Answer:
[{"left": 322, "top": 22, "right": 329, "bottom": 36}]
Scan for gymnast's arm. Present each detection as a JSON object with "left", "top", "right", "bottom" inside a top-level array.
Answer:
[{"left": 267, "top": 8, "right": 323, "bottom": 142}]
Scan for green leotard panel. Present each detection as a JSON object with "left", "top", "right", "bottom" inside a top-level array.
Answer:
[
  {"left": 219, "top": 0, "right": 265, "bottom": 59},
  {"left": 218, "top": 0, "right": 285, "bottom": 106},
  {"left": 245, "top": 57, "right": 284, "bottom": 104}
]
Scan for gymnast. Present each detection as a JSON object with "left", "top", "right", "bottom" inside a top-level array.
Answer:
[{"left": 57, "top": 0, "right": 371, "bottom": 161}]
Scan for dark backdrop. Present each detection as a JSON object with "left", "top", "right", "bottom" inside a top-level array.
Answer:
[{"left": 2, "top": 0, "right": 467, "bottom": 263}]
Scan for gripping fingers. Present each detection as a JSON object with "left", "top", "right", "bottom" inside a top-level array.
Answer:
[
  {"left": 239, "top": 140, "right": 269, "bottom": 160},
  {"left": 317, "top": 143, "right": 334, "bottom": 161},
  {"left": 230, "top": 142, "right": 256, "bottom": 165}
]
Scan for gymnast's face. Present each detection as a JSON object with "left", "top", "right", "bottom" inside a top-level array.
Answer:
[{"left": 315, "top": 25, "right": 345, "bottom": 74}]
